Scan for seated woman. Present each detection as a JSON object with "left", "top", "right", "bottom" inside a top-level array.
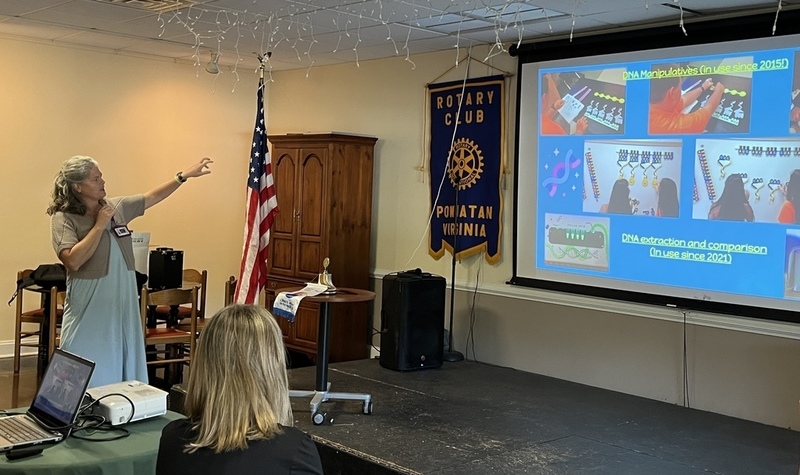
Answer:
[
  {"left": 156, "top": 305, "right": 323, "bottom": 475},
  {"left": 778, "top": 169, "right": 800, "bottom": 224},
  {"left": 708, "top": 174, "right": 754, "bottom": 222}
]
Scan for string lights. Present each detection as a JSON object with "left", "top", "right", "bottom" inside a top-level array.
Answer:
[
  {"left": 155, "top": 0, "right": 553, "bottom": 81},
  {"left": 148, "top": 0, "right": 786, "bottom": 84}
]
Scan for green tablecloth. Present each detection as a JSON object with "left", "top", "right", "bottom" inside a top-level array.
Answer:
[{"left": 1, "top": 411, "right": 184, "bottom": 475}]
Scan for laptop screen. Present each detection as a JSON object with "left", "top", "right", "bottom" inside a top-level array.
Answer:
[{"left": 29, "top": 349, "right": 95, "bottom": 429}]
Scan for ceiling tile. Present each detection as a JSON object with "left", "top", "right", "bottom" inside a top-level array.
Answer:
[
  {"left": 0, "top": 0, "right": 77, "bottom": 17},
  {"left": 34, "top": 0, "right": 152, "bottom": 23},
  {"left": 0, "top": 0, "right": 797, "bottom": 72},
  {"left": 57, "top": 28, "right": 148, "bottom": 49},
  {"left": 0, "top": 16, "right": 82, "bottom": 40},
  {"left": 108, "top": 13, "right": 175, "bottom": 37}
]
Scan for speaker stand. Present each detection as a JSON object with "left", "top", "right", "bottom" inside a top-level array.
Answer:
[
  {"left": 444, "top": 206, "right": 463, "bottom": 363},
  {"left": 442, "top": 274, "right": 464, "bottom": 363},
  {"left": 444, "top": 349, "right": 464, "bottom": 362}
]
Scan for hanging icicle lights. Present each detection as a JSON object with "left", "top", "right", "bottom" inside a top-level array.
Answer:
[{"left": 155, "top": 0, "right": 785, "bottom": 79}]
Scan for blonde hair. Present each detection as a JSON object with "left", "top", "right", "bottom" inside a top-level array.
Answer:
[
  {"left": 46, "top": 155, "right": 98, "bottom": 216},
  {"left": 184, "top": 304, "right": 292, "bottom": 453}
]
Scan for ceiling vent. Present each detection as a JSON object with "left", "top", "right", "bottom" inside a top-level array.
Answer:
[{"left": 92, "top": 0, "right": 201, "bottom": 14}]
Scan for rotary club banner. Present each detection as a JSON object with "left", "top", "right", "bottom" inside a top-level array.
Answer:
[{"left": 428, "top": 75, "right": 504, "bottom": 264}]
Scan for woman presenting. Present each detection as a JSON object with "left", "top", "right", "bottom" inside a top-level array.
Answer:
[{"left": 47, "top": 155, "right": 212, "bottom": 387}]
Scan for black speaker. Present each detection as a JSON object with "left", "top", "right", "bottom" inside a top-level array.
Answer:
[
  {"left": 148, "top": 247, "right": 183, "bottom": 290},
  {"left": 380, "top": 270, "right": 445, "bottom": 371}
]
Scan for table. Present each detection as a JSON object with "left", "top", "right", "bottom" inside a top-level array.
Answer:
[
  {"left": 284, "top": 287, "right": 375, "bottom": 425},
  {"left": 0, "top": 411, "right": 183, "bottom": 474}
]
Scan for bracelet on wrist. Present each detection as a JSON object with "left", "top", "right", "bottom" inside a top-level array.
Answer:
[{"left": 175, "top": 172, "right": 187, "bottom": 184}]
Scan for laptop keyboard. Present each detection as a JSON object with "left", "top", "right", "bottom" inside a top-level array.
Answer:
[{"left": 0, "top": 417, "right": 54, "bottom": 444}]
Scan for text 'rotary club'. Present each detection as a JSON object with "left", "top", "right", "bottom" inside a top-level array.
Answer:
[{"left": 435, "top": 90, "right": 496, "bottom": 125}]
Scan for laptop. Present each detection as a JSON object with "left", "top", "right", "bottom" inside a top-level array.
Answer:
[{"left": 0, "top": 349, "right": 95, "bottom": 452}]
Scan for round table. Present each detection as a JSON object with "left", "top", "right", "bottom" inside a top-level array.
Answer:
[{"left": 283, "top": 287, "right": 375, "bottom": 424}]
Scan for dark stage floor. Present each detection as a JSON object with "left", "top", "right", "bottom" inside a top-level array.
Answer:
[{"left": 289, "top": 359, "right": 800, "bottom": 475}]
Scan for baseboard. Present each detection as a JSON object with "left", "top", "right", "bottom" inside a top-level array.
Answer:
[
  {"left": 0, "top": 340, "right": 38, "bottom": 359},
  {"left": 2, "top": 340, "right": 378, "bottom": 361}
]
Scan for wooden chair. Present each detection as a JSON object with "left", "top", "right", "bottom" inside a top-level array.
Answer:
[
  {"left": 223, "top": 275, "right": 237, "bottom": 306},
  {"left": 155, "top": 269, "right": 207, "bottom": 331},
  {"left": 141, "top": 286, "right": 198, "bottom": 385},
  {"left": 13, "top": 269, "right": 63, "bottom": 374}
]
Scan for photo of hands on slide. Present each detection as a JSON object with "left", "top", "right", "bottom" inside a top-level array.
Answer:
[{"left": 540, "top": 68, "right": 626, "bottom": 136}]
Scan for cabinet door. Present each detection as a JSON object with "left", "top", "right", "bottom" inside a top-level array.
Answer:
[
  {"left": 269, "top": 148, "right": 298, "bottom": 277},
  {"left": 296, "top": 148, "right": 327, "bottom": 281},
  {"left": 292, "top": 303, "right": 320, "bottom": 350}
]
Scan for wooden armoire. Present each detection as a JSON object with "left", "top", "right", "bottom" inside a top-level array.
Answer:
[{"left": 266, "top": 133, "right": 377, "bottom": 363}]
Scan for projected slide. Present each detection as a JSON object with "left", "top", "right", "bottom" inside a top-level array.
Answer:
[
  {"left": 692, "top": 138, "right": 800, "bottom": 223},
  {"left": 648, "top": 56, "right": 754, "bottom": 135},
  {"left": 540, "top": 68, "right": 627, "bottom": 136},
  {"left": 545, "top": 213, "right": 609, "bottom": 271},
  {"left": 583, "top": 140, "right": 682, "bottom": 217},
  {"left": 517, "top": 31, "right": 800, "bottom": 316},
  {"left": 792, "top": 51, "right": 800, "bottom": 134}
]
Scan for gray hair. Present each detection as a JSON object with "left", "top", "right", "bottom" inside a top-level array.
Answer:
[{"left": 46, "top": 156, "right": 98, "bottom": 216}]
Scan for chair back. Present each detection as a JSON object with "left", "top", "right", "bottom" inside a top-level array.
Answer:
[
  {"left": 141, "top": 287, "right": 198, "bottom": 324},
  {"left": 183, "top": 269, "right": 207, "bottom": 320},
  {"left": 223, "top": 275, "right": 237, "bottom": 306},
  {"left": 13, "top": 269, "right": 38, "bottom": 374},
  {"left": 14, "top": 269, "right": 64, "bottom": 374},
  {"left": 140, "top": 286, "right": 198, "bottom": 363},
  {"left": 15, "top": 269, "right": 31, "bottom": 319},
  {"left": 15, "top": 269, "right": 41, "bottom": 309}
]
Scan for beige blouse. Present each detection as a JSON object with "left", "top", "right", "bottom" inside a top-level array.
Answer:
[{"left": 50, "top": 195, "right": 145, "bottom": 279}]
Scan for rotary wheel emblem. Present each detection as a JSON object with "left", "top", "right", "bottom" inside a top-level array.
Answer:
[{"left": 448, "top": 138, "right": 484, "bottom": 190}]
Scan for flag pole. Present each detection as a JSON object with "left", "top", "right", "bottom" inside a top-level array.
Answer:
[
  {"left": 233, "top": 51, "right": 277, "bottom": 304},
  {"left": 257, "top": 53, "right": 266, "bottom": 82}
]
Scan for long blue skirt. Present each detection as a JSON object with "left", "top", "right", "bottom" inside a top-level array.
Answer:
[{"left": 60, "top": 238, "right": 148, "bottom": 387}]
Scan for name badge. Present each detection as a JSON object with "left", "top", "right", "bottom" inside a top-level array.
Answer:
[{"left": 112, "top": 224, "right": 131, "bottom": 238}]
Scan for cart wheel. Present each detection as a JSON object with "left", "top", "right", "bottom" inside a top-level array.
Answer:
[
  {"left": 363, "top": 401, "right": 373, "bottom": 415},
  {"left": 312, "top": 411, "right": 326, "bottom": 425}
]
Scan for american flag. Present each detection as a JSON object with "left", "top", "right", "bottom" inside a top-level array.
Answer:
[{"left": 234, "top": 79, "right": 279, "bottom": 304}]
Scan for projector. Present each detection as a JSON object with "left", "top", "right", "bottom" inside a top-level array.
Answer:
[{"left": 86, "top": 381, "right": 168, "bottom": 426}]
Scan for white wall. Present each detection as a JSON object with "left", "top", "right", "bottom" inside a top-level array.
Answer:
[{"left": 1, "top": 37, "right": 257, "bottom": 343}]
